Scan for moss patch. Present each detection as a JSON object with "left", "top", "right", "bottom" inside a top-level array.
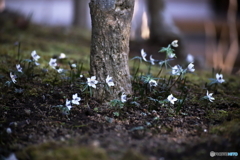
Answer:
[
  {"left": 209, "top": 119, "right": 240, "bottom": 137},
  {"left": 17, "top": 142, "right": 109, "bottom": 160}
]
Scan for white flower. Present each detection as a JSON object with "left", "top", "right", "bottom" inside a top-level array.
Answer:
[
  {"left": 59, "top": 53, "right": 66, "bottom": 59},
  {"left": 187, "top": 63, "right": 195, "bottom": 72},
  {"left": 186, "top": 54, "right": 194, "bottom": 63},
  {"left": 87, "top": 76, "right": 98, "bottom": 88},
  {"left": 72, "top": 93, "right": 81, "bottom": 105},
  {"left": 168, "top": 52, "right": 176, "bottom": 59},
  {"left": 49, "top": 58, "right": 57, "bottom": 69},
  {"left": 57, "top": 68, "right": 64, "bottom": 73},
  {"left": 71, "top": 64, "right": 76, "bottom": 68},
  {"left": 141, "top": 49, "right": 147, "bottom": 62},
  {"left": 206, "top": 90, "right": 215, "bottom": 102},
  {"left": 171, "top": 40, "right": 178, "bottom": 47},
  {"left": 150, "top": 55, "right": 155, "bottom": 65},
  {"left": 216, "top": 73, "right": 225, "bottom": 83},
  {"left": 167, "top": 94, "right": 178, "bottom": 104},
  {"left": 16, "top": 64, "right": 22, "bottom": 72},
  {"left": 149, "top": 79, "right": 157, "bottom": 87},
  {"left": 121, "top": 92, "right": 127, "bottom": 103},
  {"left": 172, "top": 65, "right": 183, "bottom": 75},
  {"left": 6, "top": 128, "right": 12, "bottom": 134},
  {"left": 10, "top": 72, "right": 17, "bottom": 83},
  {"left": 31, "top": 50, "right": 40, "bottom": 62},
  {"left": 66, "top": 99, "right": 72, "bottom": 110},
  {"left": 106, "top": 75, "right": 114, "bottom": 87}
]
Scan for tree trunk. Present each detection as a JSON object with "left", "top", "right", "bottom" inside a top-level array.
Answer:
[
  {"left": 147, "top": 0, "right": 186, "bottom": 59},
  {"left": 73, "top": 0, "right": 90, "bottom": 29},
  {"left": 89, "top": 0, "right": 134, "bottom": 101}
]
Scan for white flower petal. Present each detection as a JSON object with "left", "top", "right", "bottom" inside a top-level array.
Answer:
[
  {"left": 10, "top": 72, "right": 17, "bottom": 83},
  {"left": 171, "top": 40, "right": 178, "bottom": 47},
  {"left": 57, "top": 68, "right": 64, "bottom": 73},
  {"left": 186, "top": 54, "right": 194, "bottom": 63},
  {"left": 206, "top": 90, "right": 215, "bottom": 102},
  {"left": 49, "top": 58, "right": 57, "bottom": 69},
  {"left": 59, "top": 53, "right": 66, "bottom": 59},
  {"left": 141, "top": 49, "right": 147, "bottom": 62},
  {"left": 106, "top": 75, "right": 114, "bottom": 87},
  {"left": 149, "top": 79, "right": 157, "bottom": 87},
  {"left": 31, "top": 50, "right": 40, "bottom": 62},
  {"left": 167, "top": 94, "right": 178, "bottom": 104},
  {"left": 187, "top": 63, "right": 195, "bottom": 72},
  {"left": 72, "top": 93, "right": 81, "bottom": 105},
  {"left": 66, "top": 99, "right": 72, "bottom": 110},
  {"left": 168, "top": 53, "right": 176, "bottom": 59},
  {"left": 150, "top": 55, "right": 155, "bottom": 65},
  {"left": 172, "top": 65, "right": 183, "bottom": 75},
  {"left": 87, "top": 76, "right": 98, "bottom": 88},
  {"left": 121, "top": 93, "right": 127, "bottom": 103},
  {"left": 216, "top": 73, "right": 225, "bottom": 83},
  {"left": 71, "top": 64, "right": 76, "bottom": 68},
  {"left": 16, "top": 64, "right": 22, "bottom": 72}
]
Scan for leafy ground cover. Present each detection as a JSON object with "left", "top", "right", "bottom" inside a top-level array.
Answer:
[{"left": 1, "top": 14, "right": 240, "bottom": 160}]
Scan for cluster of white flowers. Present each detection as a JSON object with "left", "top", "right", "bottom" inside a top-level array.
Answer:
[
  {"left": 65, "top": 93, "right": 81, "bottom": 111},
  {"left": 137, "top": 40, "right": 227, "bottom": 105},
  {"left": 10, "top": 51, "right": 67, "bottom": 83},
  {"left": 171, "top": 63, "right": 195, "bottom": 76},
  {"left": 9, "top": 40, "right": 227, "bottom": 114},
  {"left": 85, "top": 75, "right": 126, "bottom": 103},
  {"left": 87, "top": 75, "right": 115, "bottom": 88},
  {"left": 49, "top": 53, "right": 76, "bottom": 73},
  {"left": 203, "top": 73, "right": 225, "bottom": 102}
]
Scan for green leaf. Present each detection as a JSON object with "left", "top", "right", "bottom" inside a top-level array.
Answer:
[{"left": 113, "top": 112, "right": 119, "bottom": 117}]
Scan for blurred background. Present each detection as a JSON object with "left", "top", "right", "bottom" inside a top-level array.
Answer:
[{"left": 1, "top": 0, "right": 240, "bottom": 73}]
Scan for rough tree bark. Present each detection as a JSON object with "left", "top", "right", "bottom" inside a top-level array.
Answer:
[{"left": 89, "top": 0, "right": 134, "bottom": 100}]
